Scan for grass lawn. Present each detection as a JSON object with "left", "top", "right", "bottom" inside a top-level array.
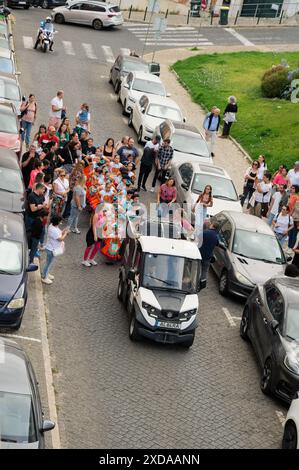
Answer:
[{"left": 172, "top": 51, "right": 299, "bottom": 172}]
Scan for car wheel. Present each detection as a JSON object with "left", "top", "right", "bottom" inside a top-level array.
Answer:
[
  {"left": 240, "top": 306, "right": 250, "bottom": 341},
  {"left": 117, "top": 276, "right": 124, "bottom": 301},
  {"left": 129, "top": 310, "right": 140, "bottom": 341},
  {"left": 260, "top": 358, "right": 273, "bottom": 395},
  {"left": 122, "top": 100, "right": 127, "bottom": 116},
  {"left": 219, "top": 270, "right": 229, "bottom": 296},
  {"left": 93, "top": 19, "right": 103, "bottom": 31},
  {"left": 137, "top": 127, "right": 143, "bottom": 144},
  {"left": 43, "top": 42, "right": 49, "bottom": 53},
  {"left": 282, "top": 421, "right": 298, "bottom": 449},
  {"left": 114, "top": 80, "right": 120, "bottom": 93},
  {"left": 128, "top": 112, "right": 133, "bottom": 128},
  {"left": 55, "top": 13, "right": 65, "bottom": 24},
  {"left": 181, "top": 331, "right": 195, "bottom": 349},
  {"left": 41, "top": 0, "right": 48, "bottom": 8}
]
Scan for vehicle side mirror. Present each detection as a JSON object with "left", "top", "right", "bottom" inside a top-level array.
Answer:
[
  {"left": 218, "top": 240, "right": 227, "bottom": 250},
  {"left": 181, "top": 183, "right": 189, "bottom": 191},
  {"left": 15, "top": 71, "right": 21, "bottom": 76},
  {"left": 271, "top": 319, "right": 279, "bottom": 333},
  {"left": 166, "top": 93, "right": 171, "bottom": 97},
  {"left": 26, "top": 263, "right": 38, "bottom": 273},
  {"left": 41, "top": 420, "right": 55, "bottom": 433},
  {"left": 128, "top": 269, "right": 136, "bottom": 281}
]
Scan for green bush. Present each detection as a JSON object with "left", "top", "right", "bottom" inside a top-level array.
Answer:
[{"left": 261, "top": 66, "right": 289, "bottom": 98}]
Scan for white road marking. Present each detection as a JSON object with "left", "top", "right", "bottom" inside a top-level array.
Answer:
[
  {"left": 128, "top": 26, "right": 196, "bottom": 31},
  {"left": 134, "top": 32, "right": 203, "bottom": 36},
  {"left": 122, "top": 117, "right": 128, "bottom": 124},
  {"left": 231, "top": 316, "right": 241, "bottom": 321},
  {"left": 120, "top": 48, "right": 131, "bottom": 55},
  {"left": 1, "top": 333, "right": 41, "bottom": 343},
  {"left": 100, "top": 75, "right": 108, "bottom": 79},
  {"left": 109, "top": 93, "right": 116, "bottom": 100},
  {"left": 224, "top": 28, "right": 255, "bottom": 47},
  {"left": 62, "top": 40, "right": 75, "bottom": 55},
  {"left": 222, "top": 307, "right": 237, "bottom": 327},
  {"left": 0, "top": 339, "right": 4, "bottom": 364},
  {"left": 275, "top": 410, "right": 286, "bottom": 427},
  {"left": 102, "top": 45, "right": 115, "bottom": 63},
  {"left": 23, "top": 35, "right": 33, "bottom": 49},
  {"left": 145, "top": 42, "right": 214, "bottom": 46},
  {"left": 137, "top": 37, "right": 208, "bottom": 42},
  {"left": 82, "top": 42, "right": 97, "bottom": 60}
]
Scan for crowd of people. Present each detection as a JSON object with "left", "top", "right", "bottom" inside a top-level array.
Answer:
[{"left": 20, "top": 90, "right": 299, "bottom": 286}]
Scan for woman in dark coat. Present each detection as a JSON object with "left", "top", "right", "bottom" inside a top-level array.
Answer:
[{"left": 221, "top": 96, "right": 238, "bottom": 138}]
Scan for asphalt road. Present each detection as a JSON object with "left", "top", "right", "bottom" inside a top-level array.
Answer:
[{"left": 12, "top": 8, "right": 288, "bottom": 448}]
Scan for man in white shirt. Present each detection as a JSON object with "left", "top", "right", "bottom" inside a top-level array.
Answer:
[
  {"left": 288, "top": 161, "right": 299, "bottom": 188},
  {"left": 267, "top": 184, "right": 288, "bottom": 226},
  {"left": 252, "top": 171, "right": 272, "bottom": 218},
  {"left": 273, "top": 206, "right": 294, "bottom": 247},
  {"left": 49, "top": 90, "right": 65, "bottom": 130}
]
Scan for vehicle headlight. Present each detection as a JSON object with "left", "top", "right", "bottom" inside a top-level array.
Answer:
[
  {"left": 142, "top": 302, "right": 159, "bottom": 318},
  {"left": 179, "top": 309, "right": 197, "bottom": 321},
  {"left": 8, "top": 298, "right": 25, "bottom": 309},
  {"left": 235, "top": 271, "right": 254, "bottom": 287},
  {"left": 284, "top": 354, "right": 299, "bottom": 375},
  {"left": 145, "top": 127, "right": 153, "bottom": 133}
]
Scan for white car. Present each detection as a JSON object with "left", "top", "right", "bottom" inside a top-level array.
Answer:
[
  {"left": 171, "top": 161, "right": 242, "bottom": 218},
  {"left": 52, "top": 1, "right": 123, "bottom": 30},
  {"left": 282, "top": 392, "right": 299, "bottom": 449},
  {"left": 128, "top": 94, "right": 184, "bottom": 144},
  {"left": 119, "top": 71, "right": 167, "bottom": 116}
]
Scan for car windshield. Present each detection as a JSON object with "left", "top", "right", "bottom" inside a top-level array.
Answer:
[
  {"left": 0, "top": 167, "right": 23, "bottom": 193},
  {"left": 0, "top": 81, "right": 20, "bottom": 102},
  {"left": 147, "top": 104, "right": 182, "bottom": 121},
  {"left": 232, "top": 230, "right": 285, "bottom": 264},
  {"left": 0, "top": 392, "right": 37, "bottom": 444},
  {"left": 0, "top": 112, "right": 17, "bottom": 134},
  {"left": 0, "top": 58, "right": 14, "bottom": 74},
  {"left": 0, "top": 239, "right": 23, "bottom": 274},
  {"left": 0, "top": 38, "right": 9, "bottom": 49},
  {"left": 132, "top": 79, "right": 165, "bottom": 96},
  {"left": 142, "top": 253, "right": 198, "bottom": 293},
  {"left": 172, "top": 133, "right": 210, "bottom": 157},
  {"left": 285, "top": 305, "right": 299, "bottom": 340},
  {"left": 123, "top": 61, "right": 148, "bottom": 73},
  {"left": 192, "top": 173, "right": 238, "bottom": 201}
]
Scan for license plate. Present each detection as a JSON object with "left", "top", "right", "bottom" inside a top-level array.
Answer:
[
  {"left": 157, "top": 321, "right": 180, "bottom": 329},
  {"left": 19, "top": 1, "right": 26, "bottom": 3}
]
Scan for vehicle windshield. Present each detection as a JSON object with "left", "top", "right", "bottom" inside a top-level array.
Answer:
[
  {"left": 285, "top": 305, "right": 299, "bottom": 340},
  {"left": 0, "top": 167, "right": 23, "bottom": 193},
  {"left": 147, "top": 104, "right": 182, "bottom": 121},
  {"left": 142, "top": 253, "right": 199, "bottom": 293},
  {"left": 132, "top": 79, "right": 165, "bottom": 96},
  {"left": 0, "top": 58, "right": 14, "bottom": 74},
  {"left": 0, "top": 392, "right": 37, "bottom": 444},
  {"left": 0, "top": 112, "right": 17, "bottom": 134},
  {"left": 0, "top": 81, "right": 20, "bottom": 102},
  {"left": 0, "top": 38, "right": 9, "bottom": 49},
  {"left": 0, "top": 239, "right": 23, "bottom": 274},
  {"left": 123, "top": 61, "right": 149, "bottom": 73},
  {"left": 172, "top": 133, "right": 210, "bottom": 157},
  {"left": 192, "top": 173, "right": 238, "bottom": 201},
  {"left": 232, "top": 230, "right": 285, "bottom": 264}
]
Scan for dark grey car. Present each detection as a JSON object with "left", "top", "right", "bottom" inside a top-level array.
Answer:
[
  {"left": 109, "top": 54, "right": 150, "bottom": 94},
  {"left": 211, "top": 211, "right": 286, "bottom": 298},
  {"left": 0, "top": 336, "right": 55, "bottom": 448},
  {"left": 0, "top": 148, "right": 25, "bottom": 213}
]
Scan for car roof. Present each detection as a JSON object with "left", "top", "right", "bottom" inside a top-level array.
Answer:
[
  {"left": 169, "top": 120, "right": 200, "bottom": 134},
  {"left": 141, "top": 94, "right": 180, "bottom": 109},
  {"left": 222, "top": 211, "right": 275, "bottom": 234},
  {"left": 120, "top": 55, "right": 148, "bottom": 65},
  {"left": 273, "top": 277, "right": 299, "bottom": 301},
  {"left": 0, "top": 336, "right": 32, "bottom": 395},
  {"left": 0, "top": 209, "right": 25, "bottom": 242},
  {"left": 0, "top": 148, "right": 21, "bottom": 169},
  {"left": 190, "top": 162, "right": 231, "bottom": 178},
  {"left": 130, "top": 71, "right": 162, "bottom": 82},
  {"left": 139, "top": 236, "right": 201, "bottom": 259},
  {"left": 0, "top": 47, "right": 12, "bottom": 59}
]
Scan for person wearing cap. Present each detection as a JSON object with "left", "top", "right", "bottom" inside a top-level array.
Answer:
[
  {"left": 138, "top": 136, "right": 161, "bottom": 192},
  {"left": 288, "top": 162, "right": 299, "bottom": 189}
]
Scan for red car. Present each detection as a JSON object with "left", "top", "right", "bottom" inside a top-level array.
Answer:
[{"left": 0, "top": 101, "right": 21, "bottom": 154}]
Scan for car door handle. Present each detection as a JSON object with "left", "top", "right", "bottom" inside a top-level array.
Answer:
[{"left": 263, "top": 317, "right": 268, "bottom": 325}]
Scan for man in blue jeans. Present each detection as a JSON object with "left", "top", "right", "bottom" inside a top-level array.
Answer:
[{"left": 199, "top": 219, "right": 220, "bottom": 286}]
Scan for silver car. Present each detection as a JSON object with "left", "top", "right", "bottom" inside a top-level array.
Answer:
[{"left": 52, "top": 1, "right": 124, "bottom": 29}]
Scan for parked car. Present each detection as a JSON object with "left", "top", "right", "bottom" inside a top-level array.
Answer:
[
  {"left": 109, "top": 54, "right": 150, "bottom": 94},
  {"left": 52, "top": 1, "right": 123, "bottom": 29},
  {"left": 0, "top": 21, "right": 10, "bottom": 35},
  {"left": 0, "top": 32, "right": 11, "bottom": 50},
  {"left": 0, "top": 336, "right": 55, "bottom": 448},
  {"left": 127, "top": 215, "right": 194, "bottom": 241},
  {"left": 119, "top": 71, "right": 167, "bottom": 115},
  {"left": 0, "top": 210, "right": 37, "bottom": 330},
  {"left": 128, "top": 95, "right": 184, "bottom": 144},
  {"left": 0, "top": 72, "right": 21, "bottom": 114},
  {"left": 6, "top": 0, "right": 31, "bottom": 9},
  {"left": 153, "top": 119, "right": 211, "bottom": 164},
  {"left": 240, "top": 277, "right": 299, "bottom": 404},
  {"left": 118, "top": 235, "right": 202, "bottom": 347},
  {"left": 0, "top": 148, "right": 25, "bottom": 213},
  {"left": 212, "top": 211, "right": 287, "bottom": 297},
  {"left": 282, "top": 392, "right": 299, "bottom": 448},
  {"left": 0, "top": 101, "right": 21, "bottom": 153},
  {"left": 0, "top": 56, "right": 16, "bottom": 75},
  {"left": 171, "top": 162, "right": 241, "bottom": 218},
  {"left": 33, "top": 0, "right": 67, "bottom": 8}
]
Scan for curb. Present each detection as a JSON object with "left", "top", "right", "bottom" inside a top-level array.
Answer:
[{"left": 124, "top": 17, "right": 299, "bottom": 28}]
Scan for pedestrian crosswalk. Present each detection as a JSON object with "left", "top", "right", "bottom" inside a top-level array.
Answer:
[{"left": 125, "top": 24, "right": 214, "bottom": 47}]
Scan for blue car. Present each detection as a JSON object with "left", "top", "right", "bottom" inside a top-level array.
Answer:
[{"left": 0, "top": 210, "right": 37, "bottom": 330}]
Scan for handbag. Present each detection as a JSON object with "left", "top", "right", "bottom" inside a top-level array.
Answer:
[
  {"left": 20, "top": 103, "right": 28, "bottom": 118},
  {"left": 224, "top": 112, "right": 236, "bottom": 123},
  {"left": 53, "top": 241, "right": 65, "bottom": 257}
]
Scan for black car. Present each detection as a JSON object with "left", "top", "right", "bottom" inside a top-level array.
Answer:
[
  {"left": 0, "top": 336, "right": 55, "bottom": 448},
  {"left": 0, "top": 210, "right": 37, "bottom": 330},
  {"left": 240, "top": 277, "right": 299, "bottom": 403},
  {"left": 6, "top": 0, "right": 32, "bottom": 9},
  {"left": 109, "top": 54, "right": 150, "bottom": 94},
  {"left": 32, "top": 0, "right": 67, "bottom": 8},
  {"left": 0, "top": 148, "right": 25, "bottom": 213}
]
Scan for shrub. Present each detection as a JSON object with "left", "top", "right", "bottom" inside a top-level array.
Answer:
[{"left": 261, "top": 66, "right": 289, "bottom": 98}]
